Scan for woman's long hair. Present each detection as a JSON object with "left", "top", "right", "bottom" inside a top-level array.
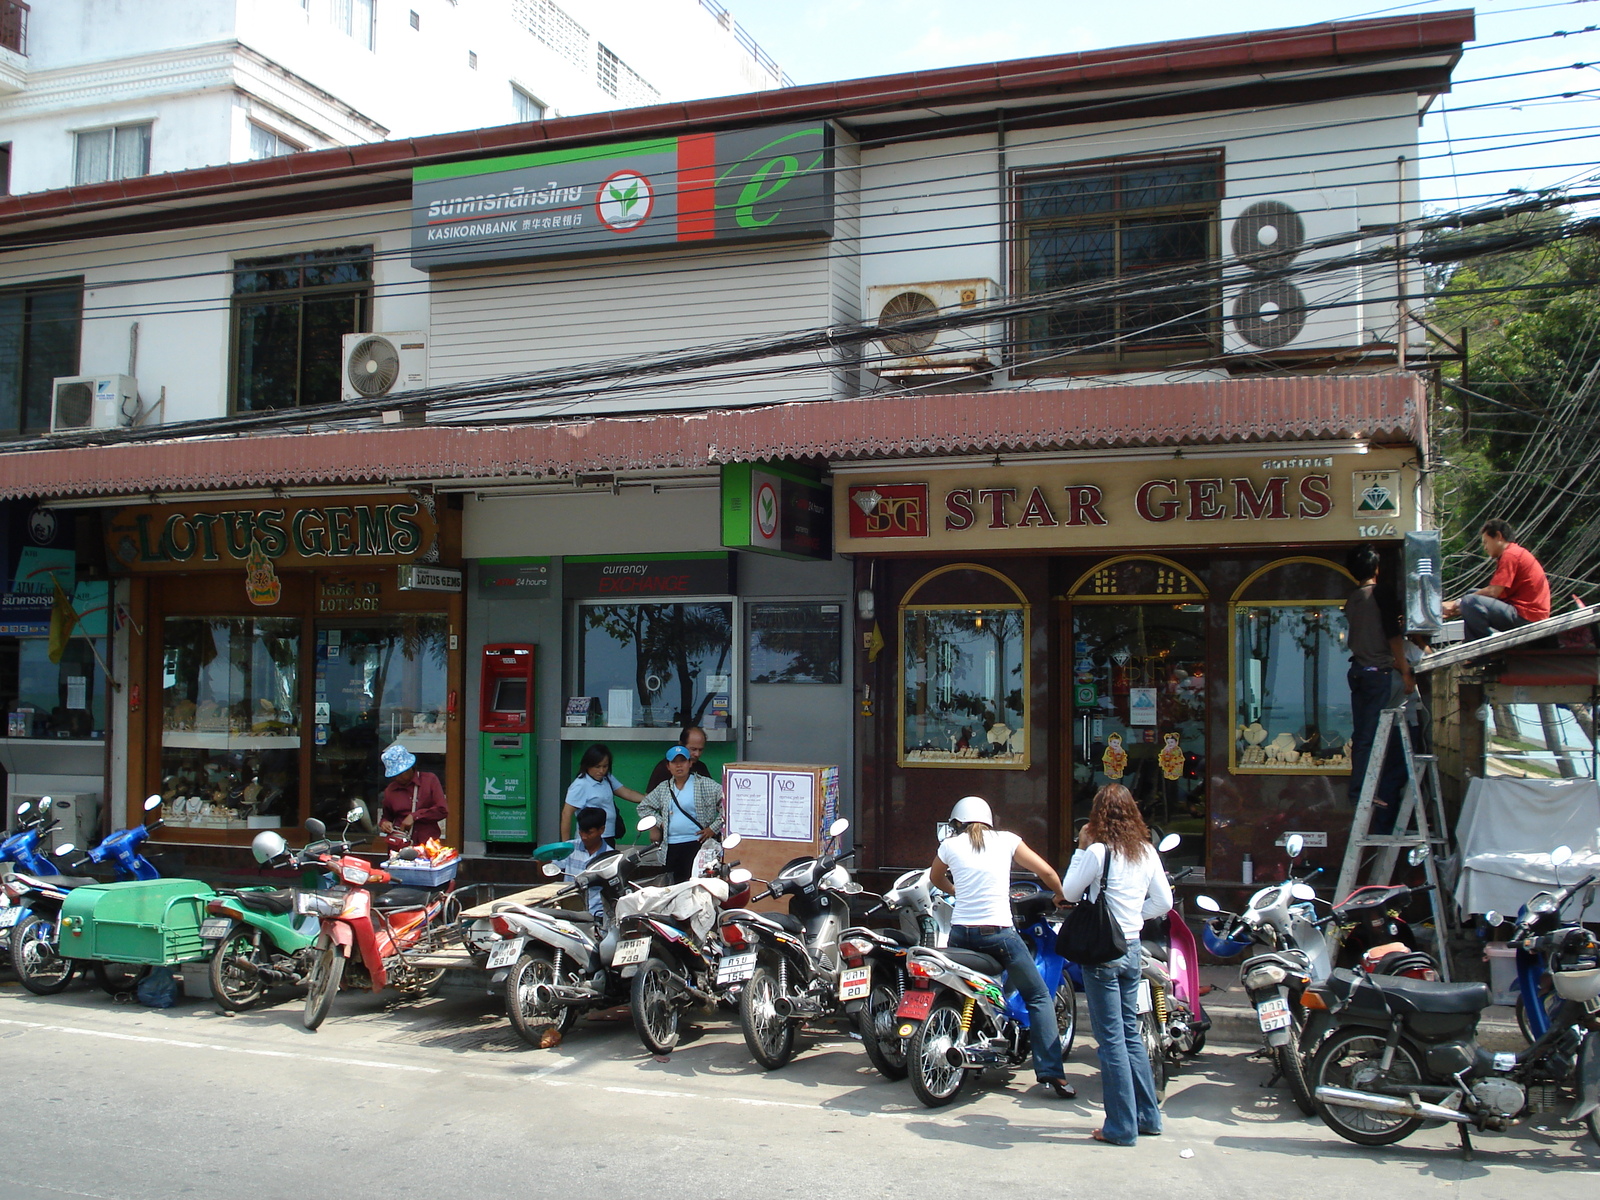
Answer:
[
  {"left": 1085, "top": 783, "right": 1151, "bottom": 864},
  {"left": 962, "top": 822, "right": 989, "bottom": 852},
  {"left": 575, "top": 743, "right": 612, "bottom": 782}
]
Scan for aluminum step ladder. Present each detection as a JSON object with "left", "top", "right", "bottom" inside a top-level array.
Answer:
[{"left": 1334, "top": 699, "right": 1455, "bottom": 981}]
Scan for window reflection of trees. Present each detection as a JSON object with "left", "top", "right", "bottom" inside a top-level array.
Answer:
[
  {"left": 582, "top": 603, "right": 732, "bottom": 727},
  {"left": 903, "top": 607, "right": 1026, "bottom": 762},
  {"left": 1235, "top": 605, "right": 1352, "bottom": 769}
]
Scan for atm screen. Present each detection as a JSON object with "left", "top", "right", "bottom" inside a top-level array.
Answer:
[{"left": 491, "top": 679, "right": 528, "bottom": 713}]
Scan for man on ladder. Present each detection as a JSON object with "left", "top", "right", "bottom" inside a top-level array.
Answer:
[{"left": 1344, "top": 544, "right": 1413, "bottom": 834}]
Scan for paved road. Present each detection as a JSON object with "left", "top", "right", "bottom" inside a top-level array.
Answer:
[{"left": 2, "top": 977, "right": 1596, "bottom": 1200}]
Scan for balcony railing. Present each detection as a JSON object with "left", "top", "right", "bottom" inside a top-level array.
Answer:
[{"left": 1, "top": 1, "right": 28, "bottom": 56}]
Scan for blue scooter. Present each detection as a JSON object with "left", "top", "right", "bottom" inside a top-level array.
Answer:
[
  {"left": 5, "top": 796, "right": 165, "bottom": 995},
  {"left": 1, "top": 798, "right": 63, "bottom": 958}
]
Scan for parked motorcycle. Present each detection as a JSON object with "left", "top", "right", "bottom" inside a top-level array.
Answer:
[
  {"left": 1502, "top": 845, "right": 1587, "bottom": 1044},
  {"left": 1137, "top": 832, "right": 1209, "bottom": 1099},
  {"left": 896, "top": 883, "right": 1076, "bottom": 1108},
  {"left": 720, "top": 819, "right": 858, "bottom": 1069},
  {"left": 1307, "top": 846, "right": 1600, "bottom": 1155},
  {"left": 297, "top": 810, "right": 462, "bottom": 1031},
  {"left": 1, "top": 799, "right": 63, "bottom": 963},
  {"left": 615, "top": 838, "right": 753, "bottom": 1056}
]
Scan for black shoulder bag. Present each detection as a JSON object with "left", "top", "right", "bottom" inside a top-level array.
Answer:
[{"left": 1055, "top": 846, "right": 1128, "bottom": 966}]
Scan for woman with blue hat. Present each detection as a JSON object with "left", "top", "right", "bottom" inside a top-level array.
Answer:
[{"left": 379, "top": 743, "right": 448, "bottom": 846}]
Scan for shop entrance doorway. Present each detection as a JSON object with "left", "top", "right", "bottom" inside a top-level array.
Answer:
[{"left": 1067, "top": 557, "right": 1209, "bottom": 870}]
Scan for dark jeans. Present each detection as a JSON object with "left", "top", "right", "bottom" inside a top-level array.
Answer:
[
  {"left": 1461, "top": 593, "right": 1526, "bottom": 641},
  {"left": 949, "top": 924, "right": 1064, "bottom": 1081},
  {"left": 664, "top": 840, "right": 699, "bottom": 884},
  {"left": 1348, "top": 665, "right": 1409, "bottom": 834},
  {"left": 1082, "top": 943, "right": 1162, "bottom": 1144}
]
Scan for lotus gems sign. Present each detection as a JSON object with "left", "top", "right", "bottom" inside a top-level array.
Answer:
[{"left": 410, "top": 123, "right": 834, "bottom": 270}]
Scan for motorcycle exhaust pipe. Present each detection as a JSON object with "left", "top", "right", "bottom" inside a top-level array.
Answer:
[
  {"left": 944, "top": 1044, "right": 1007, "bottom": 1068},
  {"left": 1314, "top": 1086, "right": 1469, "bottom": 1124},
  {"left": 773, "top": 995, "right": 796, "bottom": 1018}
]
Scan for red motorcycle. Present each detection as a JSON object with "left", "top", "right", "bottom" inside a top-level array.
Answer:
[{"left": 295, "top": 812, "right": 461, "bottom": 1031}]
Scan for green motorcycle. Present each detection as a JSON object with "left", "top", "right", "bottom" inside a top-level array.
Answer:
[{"left": 198, "top": 829, "right": 324, "bottom": 1011}]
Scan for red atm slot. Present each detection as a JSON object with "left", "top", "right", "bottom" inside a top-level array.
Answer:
[{"left": 479, "top": 643, "right": 535, "bottom": 734}]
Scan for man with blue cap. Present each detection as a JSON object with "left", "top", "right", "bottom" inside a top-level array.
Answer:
[{"left": 379, "top": 743, "right": 449, "bottom": 846}]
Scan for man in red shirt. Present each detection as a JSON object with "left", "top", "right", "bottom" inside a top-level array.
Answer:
[{"left": 1442, "top": 518, "right": 1551, "bottom": 640}]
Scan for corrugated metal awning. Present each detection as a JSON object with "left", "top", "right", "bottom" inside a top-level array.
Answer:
[{"left": 0, "top": 374, "right": 1424, "bottom": 502}]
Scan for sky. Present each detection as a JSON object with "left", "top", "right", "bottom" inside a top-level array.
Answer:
[{"left": 715, "top": 0, "right": 1600, "bottom": 212}]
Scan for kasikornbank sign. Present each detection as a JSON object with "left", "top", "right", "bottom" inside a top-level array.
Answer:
[
  {"left": 105, "top": 495, "right": 441, "bottom": 571},
  {"left": 410, "top": 123, "right": 834, "bottom": 269},
  {"left": 833, "top": 450, "right": 1414, "bottom": 554}
]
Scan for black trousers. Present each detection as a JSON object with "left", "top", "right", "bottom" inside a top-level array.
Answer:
[{"left": 665, "top": 840, "right": 699, "bottom": 884}]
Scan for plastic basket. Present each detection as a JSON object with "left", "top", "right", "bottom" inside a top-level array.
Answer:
[{"left": 383, "top": 858, "right": 459, "bottom": 887}]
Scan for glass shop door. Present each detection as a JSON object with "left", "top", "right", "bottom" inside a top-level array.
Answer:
[{"left": 1069, "top": 603, "right": 1208, "bottom": 870}]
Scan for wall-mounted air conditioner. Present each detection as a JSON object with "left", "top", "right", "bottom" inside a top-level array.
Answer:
[
  {"left": 341, "top": 331, "right": 428, "bottom": 403},
  {"left": 1223, "top": 190, "right": 1363, "bottom": 355},
  {"left": 49, "top": 375, "right": 137, "bottom": 434},
  {"left": 866, "top": 279, "right": 997, "bottom": 380}
]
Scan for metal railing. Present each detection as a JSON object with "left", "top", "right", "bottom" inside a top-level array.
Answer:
[
  {"left": 0, "top": 0, "right": 27, "bottom": 56},
  {"left": 697, "top": 0, "right": 792, "bottom": 87}
]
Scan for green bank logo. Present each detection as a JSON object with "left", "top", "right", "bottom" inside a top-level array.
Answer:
[
  {"left": 756, "top": 482, "right": 779, "bottom": 539},
  {"left": 597, "top": 169, "right": 654, "bottom": 231}
]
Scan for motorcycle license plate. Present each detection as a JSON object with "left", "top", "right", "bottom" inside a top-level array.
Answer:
[
  {"left": 0, "top": 908, "right": 21, "bottom": 928},
  {"left": 1257, "top": 996, "right": 1292, "bottom": 1032},
  {"left": 484, "top": 937, "right": 525, "bottom": 970},
  {"left": 614, "top": 937, "right": 651, "bottom": 967},
  {"left": 1136, "top": 979, "right": 1153, "bottom": 1014},
  {"left": 198, "top": 918, "right": 232, "bottom": 942},
  {"left": 718, "top": 951, "right": 756, "bottom": 985},
  {"left": 895, "top": 989, "right": 936, "bottom": 1020},
  {"left": 838, "top": 965, "right": 871, "bottom": 1001}
]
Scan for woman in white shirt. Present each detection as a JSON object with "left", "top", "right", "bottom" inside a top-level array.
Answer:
[
  {"left": 559, "top": 744, "right": 644, "bottom": 843},
  {"left": 1059, "top": 783, "right": 1173, "bottom": 1145},
  {"left": 929, "top": 796, "right": 1075, "bottom": 1098}
]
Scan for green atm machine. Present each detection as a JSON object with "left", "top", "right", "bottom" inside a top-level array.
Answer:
[{"left": 479, "top": 644, "right": 536, "bottom": 843}]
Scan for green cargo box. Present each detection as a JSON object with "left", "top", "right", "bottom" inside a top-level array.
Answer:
[{"left": 58, "top": 879, "right": 217, "bottom": 966}]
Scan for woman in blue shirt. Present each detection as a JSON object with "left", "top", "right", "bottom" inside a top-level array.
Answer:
[
  {"left": 638, "top": 745, "right": 724, "bottom": 882},
  {"left": 559, "top": 744, "right": 644, "bottom": 842}
]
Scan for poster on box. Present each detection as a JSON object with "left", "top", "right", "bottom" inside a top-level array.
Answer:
[
  {"left": 770, "top": 771, "right": 815, "bottom": 841},
  {"left": 725, "top": 768, "right": 772, "bottom": 839}
]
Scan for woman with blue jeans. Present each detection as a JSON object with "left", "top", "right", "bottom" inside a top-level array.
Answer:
[
  {"left": 929, "top": 796, "right": 1075, "bottom": 1099},
  {"left": 1061, "top": 783, "right": 1173, "bottom": 1145}
]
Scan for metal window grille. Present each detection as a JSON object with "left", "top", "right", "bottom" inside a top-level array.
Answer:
[{"left": 513, "top": 0, "right": 589, "bottom": 72}]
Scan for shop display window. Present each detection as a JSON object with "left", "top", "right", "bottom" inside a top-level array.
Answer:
[
  {"left": 1, "top": 636, "right": 107, "bottom": 738},
  {"left": 579, "top": 601, "right": 734, "bottom": 728},
  {"left": 159, "top": 617, "right": 300, "bottom": 830},
  {"left": 901, "top": 606, "right": 1028, "bottom": 767},
  {"left": 748, "top": 602, "right": 842, "bottom": 684},
  {"left": 1232, "top": 603, "right": 1353, "bottom": 773}
]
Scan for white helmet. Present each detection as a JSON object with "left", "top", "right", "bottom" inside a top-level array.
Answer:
[
  {"left": 950, "top": 796, "right": 993, "bottom": 827},
  {"left": 251, "top": 830, "right": 288, "bottom": 864}
]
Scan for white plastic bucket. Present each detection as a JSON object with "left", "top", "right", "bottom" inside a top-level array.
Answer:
[{"left": 1484, "top": 943, "right": 1518, "bottom": 1006}]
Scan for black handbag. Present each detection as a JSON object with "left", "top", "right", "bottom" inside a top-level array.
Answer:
[{"left": 1055, "top": 845, "right": 1128, "bottom": 966}]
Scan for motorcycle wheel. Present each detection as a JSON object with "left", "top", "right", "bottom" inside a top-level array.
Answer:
[
  {"left": 209, "top": 926, "right": 268, "bottom": 1012},
  {"left": 858, "top": 981, "right": 908, "bottom": 1081},
  {"left": 907, "top": 997, "right": 971, "bottom": 1108},
  {"left": 1054, "top": 973, "right": 1078, "bottom": 1061},
  {"left": 93, "top": 962, "right": 150, "bottom": 996},
  {"left": 11, "top": 914, "right": 76, "bottom": 995},
  {"left": 505, "top": 951, "right": 578, "bottom": 1047},
  {"left": 1310, "top": 1027, "right": 1426, "bottom": 1146},
  {"left": 1139, "top": 1010, "right": 1167, "bottom": 1101},
  {"left": 739, "top": 961, "right": 797, "bottom": 1070},
  {"left": 1276, "top": 1012, "right": 1317, "bottom": 1117},
  {"left": 630, "top": 956, "right": 682, "bottom": 1056},
  {"left": 302, "top": 939, "right": 345, "bottom": 1031}
]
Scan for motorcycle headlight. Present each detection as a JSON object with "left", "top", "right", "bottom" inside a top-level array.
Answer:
[{"left": 295, "top": 890, "right": 345, "bottom": 917}]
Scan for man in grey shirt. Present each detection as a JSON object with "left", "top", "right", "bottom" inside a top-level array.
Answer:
[{"left": 1344, "top": 544, "right": 1414, "bottom": 833}]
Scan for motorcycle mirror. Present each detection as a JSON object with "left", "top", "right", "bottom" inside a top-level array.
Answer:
[
  {"left": 828, "top": 818, "right": 850, "bottom": 837},
  {"left": 1291, "top": 883, "right": 1318, "bottom": 901},
  {"left": 1406, "top": 845, "right": 1430, "bottom": 867},
  {"left": 1285, "top": 834, "right": 1304, "bottom": 859},
  {"left": 541, "top": 862, "right": 563, "bottom": 878},
  {"left": 15, "top": 800, "right": 31, "bottom": 817},
  {"left": 636, "top": 815, "right": 658, "bottom": 832},
  {"left": 143, "top": 795, "right": 163, "bottom": 812},
  {"left": 721, "top": 832, "right": 742, "bottom": 850},
  {"left": 728, "top": 868, "right": 753, "bottom": 886},
  {"left": 1193, "top": 895, "right": 1221, "bottom": 913},
  {"left": 1157, "top": 832, "right": 1181, "bottom": 853},
  {"left": 1551, "top": 845, "right": 1573, "bottom": 867},
  {"left": 53, "top": 843, "right": 77, "bottom": 856},
  {"left": 304, "top": 818, "right": 327, "bottom": 841},
  {"left": 346, "top": 806, "right": 365, "bottom": 824},
  {"left": 1484, "top": 910, "right": 1505, "bottom": 928}
]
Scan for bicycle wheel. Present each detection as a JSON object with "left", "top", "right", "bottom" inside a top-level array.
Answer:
[{"left": 1310, "top": 1027, "right": 1426, "bottom": 1146}]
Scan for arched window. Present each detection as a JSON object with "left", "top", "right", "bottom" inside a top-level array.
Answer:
[
  {"left": 899, "top": 564, "right": 1030, "bottom": 769},
  {"left": 1068, "top": 555, "right": 1207, "bottom": 602},
  {"left": 1230, "top": 557, "right": 1357, "bottom": 774}
]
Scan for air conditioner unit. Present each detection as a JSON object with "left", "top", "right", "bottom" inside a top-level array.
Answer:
[
  {"left": 1223, "top": 190, "right": 1363, "bottom": 355},
  {"left": 340, "top": 331, "right": 428, "bottom": 403},
  {"left": 49, "top": 375, "right": 136, "bottom": 434},
  {"left": 866, "top": 279, "right": 997, "bottom": 379}
]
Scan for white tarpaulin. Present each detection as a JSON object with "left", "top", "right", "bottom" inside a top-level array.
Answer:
[
  {"left": 615, "top": 877, "right": 731, "bottom": 941},
  {"left": 1454, "top": 776, "right": 1600, "bottom": 919}
]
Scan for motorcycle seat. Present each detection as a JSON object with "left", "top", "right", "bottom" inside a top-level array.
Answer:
[
  {"left": 233, "top": 888, "right": 295, "bottom": 915},
  {"left": 762, "top": 912, "right": 805, "bottom": 935},
  {"left": 1141, "top": 938, "right": 1168, "bottom": 964},
  {"left": 372, "top": 887, "right": 432, "bottom": 909},
  {"left": 1330, "top": 968, "right": 1491, "bottom": 1015},
  {"left": 942, "top": 948, "right": 1003, "bottom": 975},
  {"left": 876, "top": 928, "right": 916, "bottom": 947}
]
